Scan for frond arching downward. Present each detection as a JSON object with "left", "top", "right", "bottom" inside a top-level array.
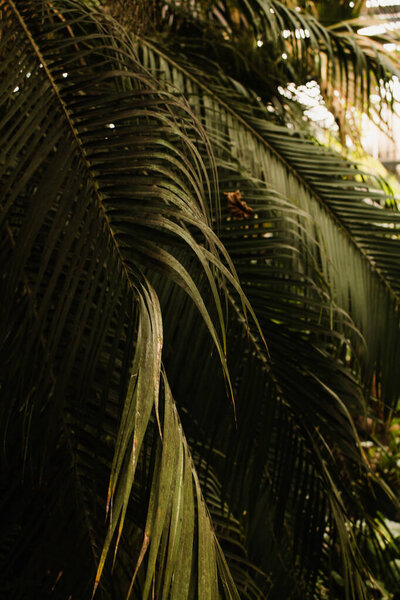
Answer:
[
  {"left": 2, "top": 1, "right": 400, "bottom": 599},
  {"left": 0, "top": 1, "right": 242, "bottom": 597},
  {"left": 138, "top": 35, "right": 400, "bottom": 409}
]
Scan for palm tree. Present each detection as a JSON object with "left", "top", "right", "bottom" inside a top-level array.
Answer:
[{"left": 2, "top": 0, "right": 400, "bottom": 598}]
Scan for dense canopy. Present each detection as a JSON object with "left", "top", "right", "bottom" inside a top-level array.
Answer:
[{"left": 2, "top": 0, "right": 400, "bottom": 598}]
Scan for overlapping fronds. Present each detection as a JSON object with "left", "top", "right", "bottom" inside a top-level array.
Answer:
[
  {"left": 2, "top": 0, "right": 400, "bottom": 599},
  {"left": 159, "top": 0, "right": 400, "bottom": 133},
  {"left": 138, "top": 37, "right": 400, "bottom": 408},
  {"left": 0, "top": 1, "right": 243, "bottom": 597},
  {"left": 155, "top": 162, "right": 396, "bottom": 598},
  {"left": 136, "top": 35, "right": 400, "bottom": 596}
]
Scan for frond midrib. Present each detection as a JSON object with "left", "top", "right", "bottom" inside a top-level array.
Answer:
[
  {"left": 139, "top": 36, "right": 400, "bottom": 311},
  {"left": 9, "top": 0, "right": 137, "bottom": 300},
  {"left": 7, "top": 1, "right": 136, "bottom": 573}
]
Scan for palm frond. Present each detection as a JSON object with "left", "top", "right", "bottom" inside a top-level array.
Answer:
[
  {"left": 151, "top": 155, "right": 398, "bottom": 598},
  {"left": 138, "top": 37, "right": 400, "bottom": 409},
  {"left": 3, "top": 1, "right": 400, "bottom": 599},
  {"left": 0, "top": 1, "right": 242, "bottom": 596},
  {"left": 159, "top": 0, "right": 400, "bottom": 133},
  {"left": 133, "top": 55, "right": 400, "bottom": 592}
]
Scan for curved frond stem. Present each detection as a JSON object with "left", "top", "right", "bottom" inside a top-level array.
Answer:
[{"left": 139, "top": 36, "right": 400, "bottom": 311}]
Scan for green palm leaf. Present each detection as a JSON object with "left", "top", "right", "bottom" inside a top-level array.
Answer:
[
  {"left": 0, "top": 1, "right": 243, "bottom": 597},
  {"left": 159, "top": 0, "right": 400, "bottom": 124},
  {"left": 138, "top": 36, "right": 400, "bottom": 408},
  {"left": 3, "top": 1, "right": 400, "bottom": 599},
  {"left": 134, "top": 34, "right": 400, "bottom": 596}
]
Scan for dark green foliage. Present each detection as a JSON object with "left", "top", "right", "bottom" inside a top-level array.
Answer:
[{"left": 1, "top": 1, "right": 400, "bottom": 598}]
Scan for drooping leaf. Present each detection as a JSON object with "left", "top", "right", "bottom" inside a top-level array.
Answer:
[{"left": 0, "top": 1, "right": 242, "bottom": 597}]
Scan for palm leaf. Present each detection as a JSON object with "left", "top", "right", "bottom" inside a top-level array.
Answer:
[
  {"left": 155, "top": 164, "right": 400, "bottom": 598},
  {"left": 0, "top": 1, "right": 243, "bottom": 597},
  {"left": 134, "top": 37, "right": 400, "bottom": 593},
  {"left": 3, "top": 1, "right": 400, "bottom": 598},
  {"left": 138, "top": 36, "right": 400, "bottom": 409},
  {"left": 159, "top": 0, "right": 400, "bottom": 132}
]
